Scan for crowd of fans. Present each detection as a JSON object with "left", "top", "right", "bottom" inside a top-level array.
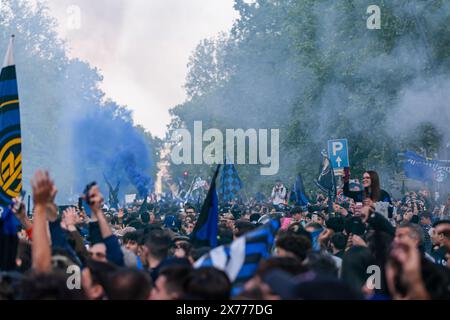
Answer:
[{"left": 0, "top": 169, "right": 449, "bottom": 300}]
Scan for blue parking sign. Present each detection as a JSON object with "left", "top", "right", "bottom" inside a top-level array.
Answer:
[{"left": 327, "top": 139, "right": 349, "bottom": 169}]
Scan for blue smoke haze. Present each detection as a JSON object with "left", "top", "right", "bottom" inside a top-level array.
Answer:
[{"left": 71, "top": 101, "right": 153, "bottom": 203}]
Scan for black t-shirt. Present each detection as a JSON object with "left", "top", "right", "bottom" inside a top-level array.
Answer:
[{"left": 432, "top": 246, "right": 448, "bottom": 267}]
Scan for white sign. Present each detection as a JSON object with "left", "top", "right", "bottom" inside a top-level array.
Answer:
[{"left": 125, "top": 194, "right": 137, "bottom": 204}]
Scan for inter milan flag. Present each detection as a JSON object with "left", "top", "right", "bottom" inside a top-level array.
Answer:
[
  {"left": 0, "top": 37, "right": 22, "bottom": 207},
  {"left": 194, "top": 219, "right": 280, "bottom": 296},
  {"left": 402, "top": 150, "right": 450, "bottom": 183},
  {"left": 0, "top": 36, "right": 22, "bottom": 271},
  {"left": 191, "top": 165, "right": 221, "bottom": 248},
  {"left": 0, "top": 36, "right": 22, "bottom": 210},
  {"left": 219, "top": 162, "right": 242, "bottom": 203}
]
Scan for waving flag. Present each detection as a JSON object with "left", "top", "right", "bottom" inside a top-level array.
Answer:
[
  {"left": 315, "top": 152, "right": 336, "bottom": 200},
  {"left": 191, "top": 165, "right": 221, "bottom": 248},
  {"left": 0, "top": 36, "right": 22, "bottom": 208},
  {"left": 194, "top": 219, "right": 280, "bottom": 296},
  {"left": 294, "top": 173, "right": 309, "bottom": 206},
  {"left": 219, "top": 162, "right": 243, "bottom": 203},
  {"left": 402, "top": 150, "right": 450, "bottom": 183},
  {"left": 0, "top": 36, "right": 22, "bottom": 271}
]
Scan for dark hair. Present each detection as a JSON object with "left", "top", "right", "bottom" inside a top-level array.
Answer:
[
  {"left": 218, "top": 226, "right": 233, "bottom": 246},
  {"left": 341, "top": 246, "right": 375, "bottom": 293},
  {"left": 275, "top": 233, "right": 312, "bottom": 262},
  {"left": 365, "top": 171, "right": 381, "bottom": 202},
  {"left": 419, "top": 211, "right": 432, "bottom": 220},
  {"left": 16, "top": 240, "right": 32, "bottom": 273},
  {"left": 234, "top": 220, "right": 257, "bottom": 237},
  {"left": 19, "top": 271, "right": 86, "bottom": 300},
  {"left": 144, "top": 230, "right": 172, "bottom": 260},
  {"left": 330, "top": 232, "right": 347, "bottom": 251},
  {"left": 256, "top": 257, "right": 308, "bottom": 278},
  {"left": 304, "top": 252, "right": 338, "bottom": 278},
  {"left": 123, "top": 231, "right": 139, "bottom": 244},
  {"left": 158, "top": 265, "right": 192, "bottom": 299},
  {"left": 287, "top": 223, "right": 313, "bottom": 242},
  {"left": 85, "top": 259, "right": 119, "bottom": 288},
  {"left": 344, "top": 217, "right": 366, "bottom": 236},
  {"left": 249, "top": 213, "right": 261, "bottom": 223},
  {"left": 326, "top": 217, "right": 345, "bottom": 233},
  {"left": 289, "top": 206, "right": 303, "bottom": 216},
  {"left": 183, "top": 267, "right": 231, "bottom": 300},
  {"left": 432, "top": 219, "right": 450, "bottom": 228},
  {"left": 141, "top": 211, "right": 150, "bottom": 224},
  {"left": 106, "top": 268, "right": 152, "bottom": 300}
]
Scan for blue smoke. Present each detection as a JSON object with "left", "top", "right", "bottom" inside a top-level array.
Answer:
[{"left": 71, "top": 101, "right": 153, "bottom": 202}]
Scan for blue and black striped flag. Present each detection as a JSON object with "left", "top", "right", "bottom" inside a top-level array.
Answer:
[
  {"left": 0, "top": 36, "right": 22, "bottom": 271},
  {"left": 194, "top": 219, "right": 280, "bottom": 296},
  {"left": 0, "top": 36, "right": 22, "bottom": 209},
  {"left": 191, "top": 165, "right": 221, "bottom": 248},
  {"left": 219, "top": 162, "right": 242, "bottom": 203}
]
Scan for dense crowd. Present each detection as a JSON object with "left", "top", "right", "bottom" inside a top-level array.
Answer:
[{"left": 0, "top": 169, "right": 449, "bottom": 300}]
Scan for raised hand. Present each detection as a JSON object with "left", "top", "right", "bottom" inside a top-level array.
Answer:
[
  {"left": 84, "top": 185, "right": 104, "bottom": 214},
  {"left": 62, "top": 207, "right": 79, "bottom": 231},
  {"left": 386, "top": 237, "right": 429, "bottom": 300},
  {"left": 361, "top": 204, "right": 375, "bottom": 223},
  {"left": 434, "top": 223, "right": 450, "bottom": 258},
  {"left": 351, "top": 234, "right": 367, "bottom": 247},
  {"left": 11, "top": 197, "right": 32, "bottom": 230},
  {"left": 31, "top": 170, "right": 55, "bottom": 206}
]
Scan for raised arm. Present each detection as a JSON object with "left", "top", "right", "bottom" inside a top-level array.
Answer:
[
  {"left": 86, "top": 185, "right": 124, "bottom": 266},
  {"left": 31, "top": 170, "right": 55, "bottom": 273}
]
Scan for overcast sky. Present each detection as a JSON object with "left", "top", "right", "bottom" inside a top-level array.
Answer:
[{"left": 45, "top": 0, "right": 239, "bottom": 138}]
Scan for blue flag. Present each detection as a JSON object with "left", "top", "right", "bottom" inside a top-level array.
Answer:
[
  {"left": 294, "top": 174, "right": 309, "bottom": 206},
  {"left": 0, "top": 36, "right": 22, "bottom": 209},
  {"left": 219, "top": 162, "right": 243, "bottom": 203},
  {"left": 191, "top": 165, "right": 220, "bottom": 248},
  {"left": 0, "top": 36, "right": 22, "bottom": 271},
  {"left": 403, "top": 150, "right": 450, "bottom": 183}
]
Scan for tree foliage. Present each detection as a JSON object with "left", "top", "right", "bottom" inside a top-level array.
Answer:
[{"left": 167, "top": 0, "right": 450, "bottom": 195}]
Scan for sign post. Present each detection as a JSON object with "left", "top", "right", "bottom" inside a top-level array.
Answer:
[{"left": 327, "top": 139, "right": 350, "bottom": 176}]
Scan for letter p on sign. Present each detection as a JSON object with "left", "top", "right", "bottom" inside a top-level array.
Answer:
[{"left": 332, "top": 141, "right": 343, "bottom": 156}]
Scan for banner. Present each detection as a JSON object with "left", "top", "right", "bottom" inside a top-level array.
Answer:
[
  {"left": 0, "top": 36, "right": 22, "bottom": 210},
  {"left": 403, "top": 150, "right": 450, "bottom": 183}
]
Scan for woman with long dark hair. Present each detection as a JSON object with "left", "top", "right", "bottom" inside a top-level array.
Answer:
[{"left": 344, "top": 168, "right": 391, "bottom": 203}]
